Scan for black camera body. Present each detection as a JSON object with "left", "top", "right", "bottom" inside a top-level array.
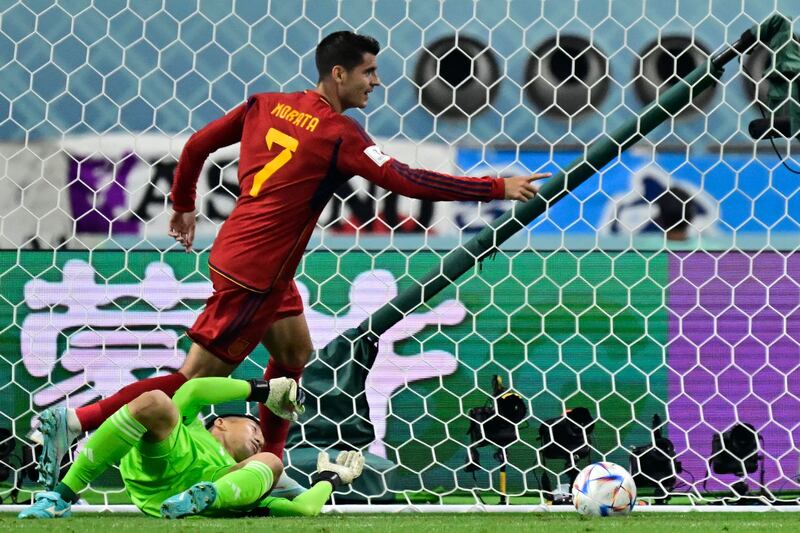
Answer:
[
  {"left": 536, "top": 406, "right": 595, "bottom": 502},
  {"left": 706, "top": 422, "right": 766, "bottom": 502},
  {"left": 629, "top": 414, "right": 682, "bottom": 502},
  {"left": 537, "top": 406, "right": 594, "bottom": 462},
  {"left": 0, "top": 427, "right": 39, "bottom": 504},
  {"left": 465, "top": 376, "right": 527, "bottom": 471},
  {"left": 711, "top": 423, "right": 760, "bottom": 476}
]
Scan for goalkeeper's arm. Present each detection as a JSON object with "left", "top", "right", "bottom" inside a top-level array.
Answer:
[
  {"left": 172, "top": 377, "right": 304, "bottom": 422},
  {"left": 255, "top": 451, "right": 365, "bottom": 517}
]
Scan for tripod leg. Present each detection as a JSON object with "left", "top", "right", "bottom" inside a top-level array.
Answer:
[{"left": 499, "top": 464, "right": 507, "bottom": 505}]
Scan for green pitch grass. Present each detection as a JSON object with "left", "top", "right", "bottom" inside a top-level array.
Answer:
[{"left": 2, "top": 512, "right": 800, "bottom": 532}]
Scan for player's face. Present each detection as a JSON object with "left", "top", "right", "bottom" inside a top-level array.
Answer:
[
  {"left": 340, "top": 53, "right": 381, "bottom": 110},
  {"left": 214, "top": 417, "right": 264, "bottom": 462}
]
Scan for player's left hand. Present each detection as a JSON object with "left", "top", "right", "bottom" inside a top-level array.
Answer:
[
  {"left": 266, "top": 377, "right": 306, "bottom": 422},
  {"left": 168, "top": 210, "right": 197, "bottom": 252}
]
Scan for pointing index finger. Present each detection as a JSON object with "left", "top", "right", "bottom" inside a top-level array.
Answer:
[{"left": 528, "top": 172, "right": 552, "bottom": 181}]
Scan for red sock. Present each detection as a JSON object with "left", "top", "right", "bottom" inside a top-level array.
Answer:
[
  {"left": 259, "top": 359, "right": 304, "bottom": 460},
  {"left": 75, "top": 372, "right": 188, "bottom": 431}
]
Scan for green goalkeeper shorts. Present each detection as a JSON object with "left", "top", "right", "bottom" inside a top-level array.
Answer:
[{"left": 120, "top": 418, "right": 237, "bottom": 517}]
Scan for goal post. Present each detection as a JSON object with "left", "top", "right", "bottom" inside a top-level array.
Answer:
[
  {"left": 365, "top": 40, "right": 729, "bottom": 336},
  {"left": 1, "top": 1, "right": 799, "bottom": 512}
]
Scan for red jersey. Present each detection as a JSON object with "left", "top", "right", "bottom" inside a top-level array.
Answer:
[{"left": 170, "top": 90, "right": 505, "bottom": 292}]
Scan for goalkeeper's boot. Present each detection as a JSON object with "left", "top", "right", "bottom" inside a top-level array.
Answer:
[
  {"left": 161, "top": 482, "right": 217, "bottom": 519},
  {"left": 35, "top": 407, "right": 80, "bottom": 490},
  {"left": 18, "top": 491, "right": 72, "bottom": 519},
  {"left": 271, "top": 470, "right": 308, "bottom": 499}
]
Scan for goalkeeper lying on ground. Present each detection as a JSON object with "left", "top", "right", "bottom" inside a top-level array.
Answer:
[{"left": 19, "top": 377, "right": 364, "bottom": 519}]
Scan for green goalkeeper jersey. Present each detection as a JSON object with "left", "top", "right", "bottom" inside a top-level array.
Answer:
[
  {"left": 119, "top": 417, "right": 236, "bottom": 515},
  {"left": 118, "top": 379, "right": 247, "bottom": 516},
  {"left": 55, "top": 377, "right": 327, "bottom": 518}
]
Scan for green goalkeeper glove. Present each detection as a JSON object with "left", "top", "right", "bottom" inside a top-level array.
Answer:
[
  {"left": 247, "top": 377, "right": 305, "bottom": 421},
  {"left": 312, "top": 451, "right": 365, "bottom": 489}
]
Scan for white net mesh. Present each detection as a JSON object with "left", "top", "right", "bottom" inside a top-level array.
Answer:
[{"left": 1, "top": 0, "right": 799, "bottom": 508}]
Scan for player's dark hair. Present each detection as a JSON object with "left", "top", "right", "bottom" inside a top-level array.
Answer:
[
  {"left": 204, "top": 413, "right": 260, "bottom": 430},
  {"left": 316, "top": 31, "right": 380, "bottom": 81}
]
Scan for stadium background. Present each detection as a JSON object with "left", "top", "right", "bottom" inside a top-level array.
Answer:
[{"left": 1, "top": 0, "right": 799, "bottom": 503}]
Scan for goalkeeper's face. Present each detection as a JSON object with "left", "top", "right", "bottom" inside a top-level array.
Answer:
[
  {"left": 339, "top": 53, "right": 381, "bottom": 110},
  {"left": 209, "top": 416, "right": 265, "bottom": 462}
]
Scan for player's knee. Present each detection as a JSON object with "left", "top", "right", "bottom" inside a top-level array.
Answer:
[
  {"left": 128, "top": 390, "right": 177, "bottom": 428},
  {"left": 179, "top": 365, "right": 216, "bottom": 380},
  {"left": 272, "top": 341, "right": 312, "bottom": 368},
  {"left": 251, "top": 452, "right": 284, "bottom": 485},
  {"left": 129, "top": 389, "right": 172, "bottom": 415},
  {"left": 179, "top": 343, "right": 234, "bottom": 379},
  {"left": 179, "top": 353, "right": 227, "bottom": 379},
  {"left": 296, "top": 340, "right": 313, "bottom": 365}
]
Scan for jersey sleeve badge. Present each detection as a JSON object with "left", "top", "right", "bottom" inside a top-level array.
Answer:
[{"left": 364, "top": 145, "right": 391, "bottom": 167}]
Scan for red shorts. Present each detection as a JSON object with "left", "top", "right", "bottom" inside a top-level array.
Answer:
[{"left": 187, "top": 270, "right": 304, "bottom": 364}]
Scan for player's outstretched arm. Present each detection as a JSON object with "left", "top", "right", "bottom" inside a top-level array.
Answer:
[
  {"left": 259, "top": 451, "right": 365, "bottom": 517},
  {"left": 336, "top": 127, "right": 550, "bottom": 203},
  {"left": 173, "top": 377, "right": 304, "bottom": 422}
]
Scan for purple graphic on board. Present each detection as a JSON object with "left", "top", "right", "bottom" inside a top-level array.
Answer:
[
  {"left": 668, "top": 252, "right": 800, "bottom": 491},
  {"left": 67, "top": 152, "right": 140, "bottom": 234}
]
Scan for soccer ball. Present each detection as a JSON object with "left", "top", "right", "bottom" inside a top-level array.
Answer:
[{"left": 571, "top": 462, "right": 636, "bottom": 516}]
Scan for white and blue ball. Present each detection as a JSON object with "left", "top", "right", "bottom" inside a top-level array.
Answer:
[{"left": 571, "top": 462, "right": 636, "bottom": 516}]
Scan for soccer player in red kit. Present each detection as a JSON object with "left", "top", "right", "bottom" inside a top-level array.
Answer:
[{"left": 35, "top": 31, "right": 549, "bottom": 492}]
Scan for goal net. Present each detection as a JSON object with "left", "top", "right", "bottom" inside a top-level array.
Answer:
[{"left": 1, "top": 0, "right": 799, "bottom": 510}]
